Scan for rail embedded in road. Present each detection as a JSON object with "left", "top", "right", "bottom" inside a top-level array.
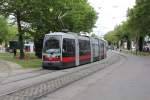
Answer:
[
  {"left": 0, "top": 52, "right": 122, "bottom": 100},
  {"left": 0, "top": 69, "right": 55, "bottom": 85}
]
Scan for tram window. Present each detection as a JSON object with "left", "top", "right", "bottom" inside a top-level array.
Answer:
[
  {"left": 43, "top": 38, "right": 60, "bottom": 53},
  {"left": 63, "top": 38, "right": 75, "bottom": 57},
  {"left": 79, "top": 40, "right": 91, "bottom": 55}
]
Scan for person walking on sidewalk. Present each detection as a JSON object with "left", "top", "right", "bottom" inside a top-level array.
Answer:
[{"left": 13, "top": 48, "right": 17, "bottom": 57}]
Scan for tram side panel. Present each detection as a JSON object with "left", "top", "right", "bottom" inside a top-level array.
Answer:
[
  {"left": 75, "top": 38, "right": 79, "bottom": 66},
  {"left": 102, "top": 43, "right": 105, "bottom": 59},
  {"left": 104, "top": 42, "right": 107, "bottom": 58},
  {"left": 90, "top": 38, "right": 94, "bottom": 63},
  {"left": 92, "top": 38, "right": 100, "bottom": 62},
  {"left": 99, "top": 40, "right": 104, "bottom": 60},
  {"left": 98, "top": 40, "right": 102, "bottom": 60}
]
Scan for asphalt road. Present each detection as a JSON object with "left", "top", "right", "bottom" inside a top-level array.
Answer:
[{"left": 40, "top": 53, "right": 150, "bottom": 100}]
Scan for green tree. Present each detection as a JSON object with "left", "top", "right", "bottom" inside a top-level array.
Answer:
[
  {"left": 104, "top": 21, "right": 132, "bottom": 50},
  {"left": 0, "top": 16, "right": 9, "bottom": 43},
  {"left": 106, "top": 0, "right": 150, "bottom": 52},
  {"left": 62, "top": 0, "right": 97, "bottom": 32},
  {"left": 7, "top": 25, "right": 18, "bottom": 41},
  {"left": 0, "top": 16, "right": 17, "bottom": 49},
  {"left": 117, "top": 21, "right": 132, "bottom": 50},
  {"left": 0, "top": 0, "right": 31, "bottom": 59},
  {"left": 0, "top": 0, "right": 97, "bottom": 58},
  {"left": 104, "top": 31, "right": 119, "bottom": 45},
  {"left": 27, "top": 0, "right": 97, "bottom": 58},
  {"left": 127, "top": 0, "right": 150, "bottom": 51}
]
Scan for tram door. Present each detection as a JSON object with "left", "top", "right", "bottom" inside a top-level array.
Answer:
[{"left": 62, "top": 38, "right": 76, "bottom": 67}]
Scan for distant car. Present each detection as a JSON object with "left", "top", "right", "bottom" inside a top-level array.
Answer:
[
  {"left": 143, "top": 46, "right": 150, "bottom": 52},
  {"left": 5, "top": 47, "right": 13, "bottom": 53}
]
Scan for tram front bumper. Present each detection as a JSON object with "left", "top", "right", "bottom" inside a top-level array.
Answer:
[{"left": 42, "top": 61, "right": 63, "bottom": 68}]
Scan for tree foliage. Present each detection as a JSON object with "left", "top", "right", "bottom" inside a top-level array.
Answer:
[
  {"left": 0, "top": 16, "right": 17, "bottom": 45},
  {"left": 0, "top": 16, "right": 9, "bottom": 43},
  {"left": 105, "top": 0, "right": 150, "bottom": 51},
  {"left": 0, "top": 0, "right": 32, "bottom": 58},
  {"left": 27, "top": 0, "right": 97, "bottom": 36},
  {"left": 27, "top": 0, "right": 97, "bottom": 58},
  {"left": 0, "top": 0, "right": 97, "bottom": 58},
  {"left": 127, "top": 0, "right": 150, "bottom": 51},
  {"left": 104, "top": 31, "right": 119, "bottom": 44}
]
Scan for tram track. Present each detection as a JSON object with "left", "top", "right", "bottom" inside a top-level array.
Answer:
[
  {"left": 0, "top": 52, "right": 123, "bottom": 100},
  {"left": 0, "top": 69, "right": 56, "bottom": 85}
]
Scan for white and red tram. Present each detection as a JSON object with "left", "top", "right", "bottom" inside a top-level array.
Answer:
[{"left": 42, "top": 32, "right": 107, "bottom": 69}]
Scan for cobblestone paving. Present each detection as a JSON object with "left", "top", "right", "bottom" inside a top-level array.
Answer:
[
  {"left": 43, "top": 53, "right": 150, "bottom": 100},
  {"left": 0, "top": 52, "right": 122, "bottom": 100}
]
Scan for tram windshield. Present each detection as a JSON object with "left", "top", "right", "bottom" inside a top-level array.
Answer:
[{"left": 43, "top": 37, "right": 61, "bottom": 54}]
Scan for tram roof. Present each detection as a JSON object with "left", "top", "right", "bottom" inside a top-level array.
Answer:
[
  {"left": 45, "top": 32, "right": 107, "bottom": 42},
  {"left": 46, "top": 32, "right": 68, "bottom": 36}
]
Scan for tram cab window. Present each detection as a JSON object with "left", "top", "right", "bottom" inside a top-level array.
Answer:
[
  {"left": 43, "top": 37, "right": 60, "bottom": 54},
  {"left": 63, "top": 38, "right": 75, "bottom": 57}
]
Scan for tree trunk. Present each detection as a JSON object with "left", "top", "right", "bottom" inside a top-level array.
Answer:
[
  {"left": 117, "top": 41, "right": 119, "bottom": 49},
  {"left": 16, "top": 11, "right": 24, "bottom": 59},
  {"left": 127, "top": 39, "right": 131, "bottom": 50},
  {"left": 138, "top": 36, "right": 144, "bottom": 52},
  {"left": 34, "top": 37, "right": 43, "bottom": 58}
]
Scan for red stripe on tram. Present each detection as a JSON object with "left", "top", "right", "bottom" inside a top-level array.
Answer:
[
  {"left": 62, "top": 57, "right": 76, "bottom": 62},
  {"left": 79, "top": 54, "right": 91, "bottom": 61},
  {"left": 43, "top": 56, "right": 61, "bottom": 61},
  {"left": 62, "top": 54, "right": 91, "bottom": 62},
  {"left": 44, "top": 54, "right": 91, "bottom": 62}
]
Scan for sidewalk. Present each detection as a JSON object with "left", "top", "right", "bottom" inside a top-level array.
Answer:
[
  {"left": 40, "top": 53, "right": 150, "bottom": 100},
  {"left": 0, "top": 60, "right": 21, "bottom": 72},
  {"left": 0, "top": 60, "right": 22, "bottom": 81}
]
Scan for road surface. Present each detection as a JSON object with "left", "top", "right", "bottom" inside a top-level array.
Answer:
[{"left": 40, "top": 53, "right": 150, "bottom": 100}]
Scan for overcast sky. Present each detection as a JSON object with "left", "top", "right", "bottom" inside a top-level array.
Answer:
[{"left": 88, "top": 0, "right": 135, "bottom": 36}]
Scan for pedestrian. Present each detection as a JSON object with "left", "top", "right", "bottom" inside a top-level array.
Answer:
[{"left": 13, "top": 48, "right": 17, "bottom": 57}]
